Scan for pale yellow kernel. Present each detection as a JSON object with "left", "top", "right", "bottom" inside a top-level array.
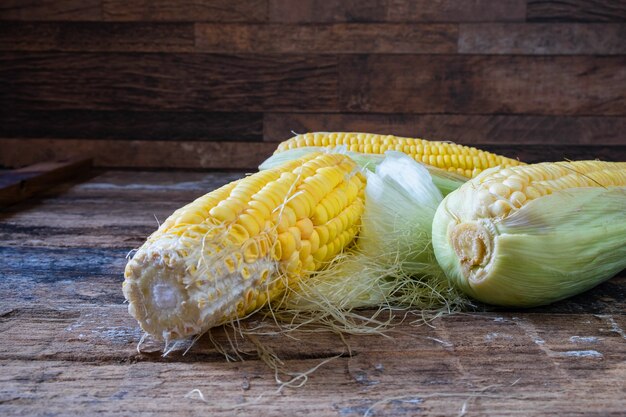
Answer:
[
  {"left": 278, "top": 231, "right": 296, "bottom": 261},
  {"left": 316, "top": 225, "right": 329, "bottom": 246},
  {"left": 174, "top": 211, "right": 205, "bottom": 226},
  {"left": 299, "top": 240, "right": 311, "bottom": 261},
  {"left": 270, "top": 241, "right": 282, "bottom": 261},
  {"left": 284, "top": 251, "right": 301, "bottom": 274},
  {"left": 309, "top": 229, "right": 320, "bottom": 253},
  {"left": 248, "top": 200, "right": 271, "bottom": 218},
  {"left": 209, "top": 202, "right": 237, "bottom": 223},
  {"left": 489, "top": 200, "right": 512, "bottom": 218},
  {"left": 237, "top": 213, "right": 261, "bottom": 236},
  {"left": 228, "top": 223, "right": 250, "bottom": 244},
  {"left": 312, "top": 204, "right": 329, "bottom": 225},
  {"left": 502, "top": 177, "right": 524, "bottom": 192},
  {"left": 524, "top": 185, "right": 541, "bottom": 200},
  {"left": 509, "top": 191, "right": 527, "bottom": 208},
  {"left": 488, "top": 182, "right": 511, "bottom": 198},
  {"left": 243, "top": 239, "right": 260, "bottom": 263}
]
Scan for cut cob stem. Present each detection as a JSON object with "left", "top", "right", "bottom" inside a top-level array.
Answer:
[
  {"left": 432, "top": 161, "right": 626, "bottom": 307},
  {"left": 123, "top": 153, "right": 366, "bottom": 341}
]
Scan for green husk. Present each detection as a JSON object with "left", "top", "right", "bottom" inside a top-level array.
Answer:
[{"left": 432, "top": 184, "right": 626, "bottom": 307}]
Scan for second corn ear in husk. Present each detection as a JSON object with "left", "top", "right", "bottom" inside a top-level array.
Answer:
[{"left": 432, "top": 161, "right": 626, "bottom": 307}]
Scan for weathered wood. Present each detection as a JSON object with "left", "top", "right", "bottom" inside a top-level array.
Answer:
[
  {"left": 195, "top": 23, "right": 457, "bottom": 54},
  {"left": 0, "top": 139, "right": 277, "bottom": 169},
  {"left": 339, "top": 55, "right": 626, "bottom": 115},
  {"left": 263, "top": 113, "right": 626, "bottom": 145},
  {"left": 0, "top": 159, "right": 92, "bottom": 208},
  {"left": 0, "top": 52, "right": 338, "bottom": 111},
  {"left": 0, "top": 0, "right": 101, "bottom": 21},
  {"left": 527, "top": 0, "right": 626, "bottom": 22},
  {"left": 269, "top": 0, "right": 527, "bottom": 22},
  {"left": 0, "top": 311, "right": 625, "bottom": 415},
  {"left": 0, "top": 22, "right": 195, "bottom": 52},
  {"left": 459, "top": 23, "right": 626, "bottom": 55},
  {"left": 478, "top": 145, "right": 626, "bottom": 164},
  {"left": 0, "top": 110, "right": 262, "bottom": 141},
  {"left": 102, "top": 0, "right": 267, "bottom": 22}
]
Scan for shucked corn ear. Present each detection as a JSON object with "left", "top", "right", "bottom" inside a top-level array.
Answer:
[
  {"left": 123, "top": 152, "right": 365, "bottom": 341},
  {"left": 432, "top": 161, "right": 626, "bottom": 307},
  {"left": 276, "top": 132, "right": 523, "bottom": 178}
]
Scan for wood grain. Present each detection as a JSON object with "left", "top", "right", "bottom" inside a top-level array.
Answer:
[
  {"left": 0, "top": 139, "right": 277, "bottom": 169},
  {"left": 102, "top": 0, "right": 267, "bottom": 22},
  {"left": 0, "top": 52, "right": 338, "bottom": 111},
  {"left": 339, "top": 55, "right": 626, "bottom": 115},
  {"left": 0, "top": 22, "right": 195, "bottom": 52},
  {"left": 0, "top": 110, "right": 263, "bottom": 141},
  {"left": 459, "top": 23, "right": 626, "bottom": 55},
  {"left": 0, "top": 0, "right": 101, "bottom": 21},
  {"left": 195, "top": 23, "right": 457, "bottom": 54},
  {"left": 263, "top": 113, "right": 626, "bottom": 145},
  {"left": 269, "top": 0, "right": 527, "bottom": 23},
  {"left": 527, "top": 0, "right": 626, "bottom": 22},
  {"left": 0, "top": 158, "right": 92, "bottom": 207}
]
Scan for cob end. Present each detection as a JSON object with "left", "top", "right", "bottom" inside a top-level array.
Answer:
[{"left": 449, "top": 221, "right": 495, "bottom": 284}]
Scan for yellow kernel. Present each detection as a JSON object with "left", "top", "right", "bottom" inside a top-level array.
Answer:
[
  {"left": 278, "top": 231, "right": 296, "bottom": 261},
  {"left": 296, "top": 218, "right": 314, "bottom": 239}
]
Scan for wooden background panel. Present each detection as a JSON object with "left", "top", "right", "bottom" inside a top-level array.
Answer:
[
  {"left": 263, "top": 113, "right": 626, "bottom": 145},
  {"left": 268, "top": 0, "right": 528, "bottom": 23},
  {"left": 0, "top": 110, "right": 263, "bottom": 141},
  {"left": 339, "top": 55, "right": 626, "bottom": 115},
  {"left": 0, "top": 22, "right": 196, "bottom": 52},
  {"left": 0, "top": 0, "right": 102, "bottom": 21},
  {"left": 0, "top": 52, "right": 339, "bottom": 112},
  {"left": 0, "top": 0, "right": 624, "bottom": 169},
  {"left": 195, "top": 23, "right": 458, "bottom": 54},
  {"left": 526, "top": 0, "right": 626, "bottom": 22}
]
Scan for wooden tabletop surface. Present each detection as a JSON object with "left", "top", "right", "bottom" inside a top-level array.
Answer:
[{"left": 1, "top": 170, "right": 625, "bottom": 417}]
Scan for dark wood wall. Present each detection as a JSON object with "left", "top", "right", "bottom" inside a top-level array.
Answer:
[{"left": 1, "top": 0, "right": 625, "bottom": 169}]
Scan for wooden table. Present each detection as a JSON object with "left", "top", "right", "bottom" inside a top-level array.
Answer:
[{"left": 1, "top": 169, "right": 625, "bottom": 416}]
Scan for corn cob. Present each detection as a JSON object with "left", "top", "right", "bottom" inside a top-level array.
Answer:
[
  {"left": 275, "top": 132, "right": 523, "bottom": 178},
  {"left": 432, "top": 161, "right": 626, "bottom": 307},
  {"left": 123, "top": 152, "right": 366, "bottom": 341}
]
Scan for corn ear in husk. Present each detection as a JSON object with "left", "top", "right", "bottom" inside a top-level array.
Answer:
[{"left": 432, "top": 163, "right": 626, "bottom": 307}]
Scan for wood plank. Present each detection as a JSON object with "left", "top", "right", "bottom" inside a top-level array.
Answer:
[
  {"left": 0, "top": 170, "right": 244, "bottom": 248},
  {"left": 0, "top": 110, "right": 262, "bottom": 141},
  {"left": 478, "top": 144, "right": 626, "bottom": 164},
  {"left": 0, "top": 22, "right": 195, "bottom": 53},
  {"left": 0, "top": 139, "right": 277, "bottom": 170},
  {"left": 102, "top": 0, "right": 268, "bottom": 22},
  {"left": 263, "top": 113, "right": 626, "bottom": 145},
  {"left": 0, "top": 311, "right": 625, "bottom": 415},
  {"left": 1, "top": 305, "right": 625, "bottom": 365},
  {"left": 459, "top": 23, "right": 626, "bottom": 55},
  {"left": 269, "top": 0, "right": 527, "bottom": 22},
  {"left": 0, "top": 159, "right": 92, "bottom": 208},
  {"left": 195, "top": 23, "right": 457, "bottom": 54},
  {"left": 527, "top": 0, "right": 626, "bottom": 22},
  {"left": 339, "top": 55, "right": 626, "bottom": 115},
  {"left": 0, "top": 52, "right": 338, "bottom": 112},
  {"left": 0, "top": 0, "right": 101, "bottom": 21}
]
